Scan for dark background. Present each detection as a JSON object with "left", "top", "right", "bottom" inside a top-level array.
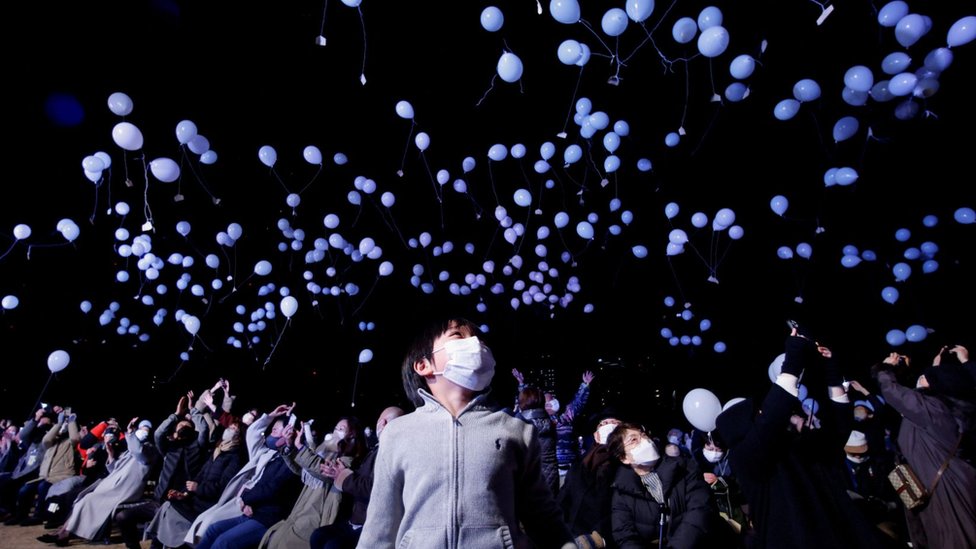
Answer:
[{"left": 2, "top": 1, "right": 975, "bottom": 433}]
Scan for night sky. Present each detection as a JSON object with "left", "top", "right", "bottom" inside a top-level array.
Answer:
[{"left": 2, "top": 1, "right": 975, "bottom": 432}]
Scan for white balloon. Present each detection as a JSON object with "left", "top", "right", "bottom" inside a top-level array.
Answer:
[
  {"left": 112, "top": 122, "right": 144, "bottom": 151},
  {"left": 175, "top": 120, "right": 198, "bottom": 144},
  {"left": 258, "top": 145, "right": 277, "bottom": 168},
  {"left": 149, "top": 158, "right": 180, "bottom": 182},
  {"left": 107, "top": 92, "right": 133, "bottom": 116},
  {"left": 358, "top": 348, "right": 374, "bottom": 363},
  {"left": 395, "top": 100, "right": 414, "bottom": 119},
  {"left": 13, "top": 224, "right": 31, "bottom": 240},
  {"left": 280, "top": 296, "right": 298, "bottom": 318},
  {"left": 47, "top": 350, "right": 71, "bottom": 373},
  {"left": 303, "top": 145, "right": 323, "bottom": 165},
  {"left": 1, "top": 295, "right": 19, "bottom": 310}
]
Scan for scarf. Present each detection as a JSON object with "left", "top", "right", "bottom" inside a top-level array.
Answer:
[{"left": 213, "top": 437, "right": 240, "bottom": 460}]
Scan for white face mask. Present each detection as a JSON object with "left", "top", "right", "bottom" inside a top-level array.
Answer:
[
  {"left": 846, "top": 453, "right": 867, "bottom": 464},
  {"left": 629, "top": 438, "right": 660, "bottom": 465},
  {"left": 596, "top": 423, "right": 618, "bottom": 445},
  {"left": 333, "top": 428, "right": 347, "bottom": 441},
  {"left": 703, "top": 448, "right": 724, "bottom": 463},
  {"left": 221, "top": 428, "right": 237, "bottom": 442},
  {"left": 135, "top": 429, "right": 150, "bottom": 442},
  {"left": 546, "top": 398, "right": 561, "bottom": 414},
  {"left": 242, "top": 412, "right": 256, "bottom": 425},
  {"left": 431, "top": 336, "right": 496, "bottom": 391}
]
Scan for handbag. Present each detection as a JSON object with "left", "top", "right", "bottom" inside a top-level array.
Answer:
[{"left": 888, "top": 433, "right": 963, "bottom": 510}]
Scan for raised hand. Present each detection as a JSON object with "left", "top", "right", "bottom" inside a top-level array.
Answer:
[
  {"left": 511, "top": 368, "right": 524, "bottom": 384},
  {"left": 582, "top": 371, "right": 595, "bottom": 384},
  {"left": 270, "top": 403, "right": 293, "bottom": 417}
]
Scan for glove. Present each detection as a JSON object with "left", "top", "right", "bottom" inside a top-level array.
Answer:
[
  {"left": 824, "top": 356, "right": 844, "bottom": 387},
  {"left": 574, "top": 531, "right": 606, "bottom": 549},
  {"left": 781, "top": 337, "right": 816, "bottom": 377}
]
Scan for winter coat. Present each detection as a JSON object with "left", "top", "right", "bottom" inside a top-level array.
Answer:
[
  {"left": 610, "top": 455, "right": 714, "bottom": 549},
  {"left": 520, "top": 407, "right": 560, "bottom": 495},
  {"left": 558, "top": 444, "right": 619, "bottom": 546}
]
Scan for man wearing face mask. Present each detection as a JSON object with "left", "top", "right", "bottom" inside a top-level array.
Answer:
[
  {"left": 606, "top": 422, "right": 730, "bottom": 549},
  {"left": 357, "top": 317, "right": 575, "bottom": 549},
  {"left": 312, "top": 406, "right": 405, "bottom": 549},
  {"left": 0, "top": 407, "right": 53, "bottom": 521},
  {"left": 114, "top": 392, "right": 211, "bottom": 549}
]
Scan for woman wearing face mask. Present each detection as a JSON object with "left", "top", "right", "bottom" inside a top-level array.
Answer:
[
  {"left": 606, "top": 423, "right": 725, "bottom": 549},
  {"left": 143, "top": 422, "right": 246, "bottom": 549},
  {"left": 258, "top": 416, "right": 367, "bottom": 549},
  {"left": 357, "top": 317, "right": 575, "bottom": 549},
  {"left": 691, "top": 434, "right": 749, "bottom": 546}
]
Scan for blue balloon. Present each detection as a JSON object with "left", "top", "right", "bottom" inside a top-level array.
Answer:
[
  {"left": 843, "top": 245, "right": 859, "bottom": 256},
  {"left": 882, "top": 52, "right": 912, "bottom": 75},
  {"left": 661, "top": 327, "right": 673, "bottom": 338},
  {"left": 672, "top": 17, "right": 697, "bottom": 44},
  {"left": 832, "top": 116, "right": 859, "bottom": 142},
  {"left": 540, "top": 142, "right": 556, "bottom": 160},
  {"left": 553, "top": 212, "right": 569, "bottom": 229},
  {"left": 697, "top": 6, "right": 723, "bottom": 30},
  {"left": 920, "top": 241, "right": 938, "bottom": 257},
  {"left": 621, "top": 211, "right": 634, "bottom": 225},
  {"left": 557, "top": 39, "right": 583, "bottom": 65},
  {"left": 888, "top": 72, "right": 917, "bottom": 97},
  {"left": 844, "top": 65, "right": 874, "bottom": 93},
  {"left": 894, "top": 228, "right": 911, "bottom": 242},
  {"left": 796, "top": 242, "right": 812, "bottom": 259},
  {"left": 841, "top": 254, "right": 862, "bottom": 268},
  {"left": 725, "top": 82, "right": 748, "bottom": 102},
  {"left": 603, "top": 132, "right": 620, "bottom": 153},
  {"left": 713, "top": 341, "right": 727, "bottom": 353},
  {"left": 496, "top": 52, "right": 523, "bottom": 83},
  {"left": 488, "top": 144, "right": 508, "bottom": 161},
  {"left": 886, "top": 328, "right": 907, "bottom": 346},
  {"left": 895, "top": 14, "right": 928, "bottom": 48},
  {"left": 603, "top": 155, "right": 621, "bottom": 173},
  {"left": 613, "top": 120, "right": 630, "bottom": 136},
  {"left": 924, "top": 48, "right": 954, "bottom": 72},
  {"left": 922, "top": 214, "right": 938, "bottom": 227},
  {"left": 881, "top": 286, "right": 899, "bottom": 304},
  {"left": 842, "top": 87, "right": 869, "bottom": 106},
  {"left": 861, "top": 250, "right": 877, "bottom": 261},
  {"left": 922, "top": 259, "right": 939, "bottom": 273},
  {"left": 905, "top": 324, "right": 927, "bottom": 343},
  {"left": 575, "top": 97, "right": 592, "bottom": 115},
  {"left": 878, "top": 1, "right": 908, "bottom": 27},
  {"left": 576, "top": 221, "right": 594, "bottom": 239},
  {"left": 600, "top": 8, "right": 628, "bottom": 37},
  {"left": 777, "top": 246, "right": 794, "bottom": 260},
  {"left": 549, "top": 0, "right": 580, "bottom": 24},
  {"left": 665, "top": 132, "right": 680, "bottom": 147},
  {"left": 626, "top": 0, "right": 654, "bottom": 22},
  {"left": 773, "top": 99, "right": 801, "bottom": 121},
  {"left": 669, "top": 337, "right": 680, "bottom": 347},
  {"left": 664, "top": 202, "right": 680, "bottom": 219},
  {"left": 954, "top": 207, "right": 975, "bottom": 224},
  {"left": 770, "top": 195, "right": 789, "bottom": 216},
  {"left": 697, "top": 26, "right": 729, "bottom": 58},
  {"left": 834, "top": 167, "right": 859, "bottom": 186},
  {"left": 893, "top": 262, "right": 912, "bottom": 281},
  {"left": 632, "top": 245, "right": 648, "bottom": 258},
  {"left": 664, "top": 296, "right": 676, "bottom": 307},
  {"left": 480, "top": 6, "right": 504, "bottom": 32},
  {"left": 792, "top": 79, "right": 821, "bottom": 102},
  {"left": 563, "top": 144, "right": 583, "bottom": 164},
  {"left": 903, "top": 247, "right": 921, "bottom": 260},
  {"left": 637, "top": 158, "right": 653, "bottom": 172},
  {"left": 729, "top": 54, "right": 755, "bottom": 79},
  {"left": 699, "top": 319, "right": 712, "bottom": 331}
]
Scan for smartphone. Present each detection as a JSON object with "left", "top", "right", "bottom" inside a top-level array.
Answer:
[
  {"left": 287, "top": 414, "right": 297, "bottom": 428},
  {"left": 786, "top": 319, "right": 799, "bottom": 330}
]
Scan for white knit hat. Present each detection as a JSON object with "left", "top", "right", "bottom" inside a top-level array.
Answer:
[{"left": 844, "top": 430, "right": 868, "bottom": 454}]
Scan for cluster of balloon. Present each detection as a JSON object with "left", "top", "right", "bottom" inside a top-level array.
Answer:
[
  {"left": 663, "top": 202, "right": 744, "bottom": 284},
  {"left": 658, "top": 295, "right": 725, "bottom": 353},
  {"left": 682, "top": 387, "right": 723, "bottom": 433},
  {"left": 886, "top": 324, "right": 930, "bottom": 347},
  {"left": 559, "top": 96, "right": 633, "bottom": 178}
]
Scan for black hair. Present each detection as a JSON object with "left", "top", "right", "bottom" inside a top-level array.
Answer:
[
  {"left": 605, "top": 421, "right": 645, "bottom": 462},
  {"left": 400, "top": 317, "right": 482, "bottom": 408}
]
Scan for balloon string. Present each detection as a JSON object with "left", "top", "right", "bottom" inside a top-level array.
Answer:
[
  {"left": 357, "top": 7, "right": 367, "bottom": 84},
  {"left": 180, "top": 147, "right": 220, "bottom": 202},
  {"left": 398, "top": 121, "right": 416, "bottom": 176},
  {"left": 475, "top": 74, "right": 497, "bottom": 107},
  {"left": 271, "top": 168, "right": 291, "bottom": 194},
  {"left": 350, "top": 363, "right": 362, "bottom": 407},
  {"left": 263, "top": 320, "right": 290, "bottom": 369},
  {"left": 28, "top": 373, "right": 55, "bottom": 421},
  {"left": 560, "top": 67, "right": 585, "bottom": 136},
  {"left": 318, "top": 0, "right": 329, "bottom": 40},
  {"left": 350, "top": 275, "right": 379, "bottom": 317},
  {"left": 140, "top": 155, "right": 155, "bottom": 230},
  {"left": 487, "top": 161, "right": 500, "bottom": 207},
  {"left": 299, "top": 165, "right": 323, "bottom": 194},
  {"left": 0, "top": 240, "right": 18, "bottom": 262},
  {"left": 90, "top": 179, "right": 101, "bottom": 224},
  {"left": 578, "top": 19, "right": 612, "bottom": 57}
]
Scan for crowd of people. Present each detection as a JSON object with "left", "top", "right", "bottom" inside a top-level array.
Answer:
[{"left": 0, "top": 317, "right": 973, "bottom": 548}]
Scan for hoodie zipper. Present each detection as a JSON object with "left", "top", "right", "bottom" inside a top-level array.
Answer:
[{"left": 450, "top": 415, "right": 460, "bottom": 547}]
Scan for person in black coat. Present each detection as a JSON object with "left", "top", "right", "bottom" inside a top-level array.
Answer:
[
  {"left": 558, "top": 409, "right": 623, "bottom": 548},
  {"left": 713, "top": 329, "right": 887, "bottom": 549},
  {"left": 605, "top": 422, "right": 724, "bottom": 549}
]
